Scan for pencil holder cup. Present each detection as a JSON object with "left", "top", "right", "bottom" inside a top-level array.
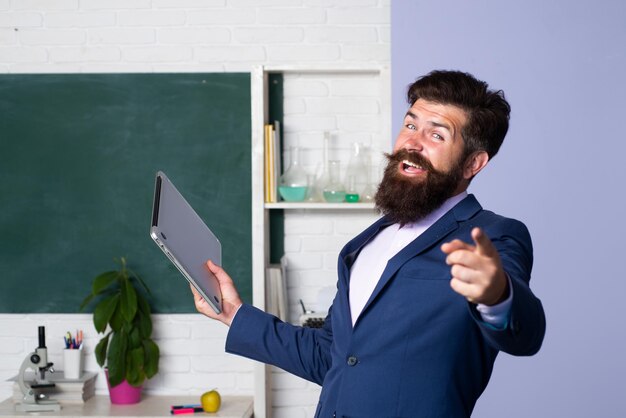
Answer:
[{"left": 63, "top": 348, "right": 83, "bottom": 379}]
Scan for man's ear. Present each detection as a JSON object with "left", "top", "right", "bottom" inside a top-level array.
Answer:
[{"left": 463, "top": 151, "right": 489, "bottom": 180}]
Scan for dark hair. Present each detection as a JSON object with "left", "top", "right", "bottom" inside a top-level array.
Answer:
[{"left": 407, "top": 70, "right": 510, "bottom": 159}]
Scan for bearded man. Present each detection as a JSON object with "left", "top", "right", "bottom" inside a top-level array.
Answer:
[{"left": 192, "top": 70, "right": 546, "bottom": 418}]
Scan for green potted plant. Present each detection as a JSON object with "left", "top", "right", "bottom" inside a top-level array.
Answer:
[{"left": 80, "top": 257, "right": 159, "bottom": 404}]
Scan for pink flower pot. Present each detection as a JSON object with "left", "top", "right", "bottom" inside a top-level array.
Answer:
[{"left": 105, "top": 369, "right": 142, "bottom": 404}]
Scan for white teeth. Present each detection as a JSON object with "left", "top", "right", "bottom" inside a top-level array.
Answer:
[{"left": 402, "top": 160, "right": 423, "bottom": 169}]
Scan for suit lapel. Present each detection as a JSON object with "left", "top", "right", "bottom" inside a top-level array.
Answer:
[
  {"left": 337, "top": 216, "right": 394, "bottom": 327},
  {"left": 338, "top": 216, "right": 394, "bottom": 283},
  {"left": 354, "top": 195, "right": 483, "bottom": 326}
]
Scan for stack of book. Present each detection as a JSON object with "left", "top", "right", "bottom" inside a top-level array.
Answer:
[
  {"left": 264, "top": 121, "right": 282, "bottom": 203},
  {"left": 266, "top": 255, "right": 289, "bottom": 322},
  {"left": 10, "top": 370, "right": 97, "bottom": 404}
]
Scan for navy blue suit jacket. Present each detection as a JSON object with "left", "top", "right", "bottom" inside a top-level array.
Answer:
[{"left": 226, "top": 195, "right": 545, "bottom": 418}]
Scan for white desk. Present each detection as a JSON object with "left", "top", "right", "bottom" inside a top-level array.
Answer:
[{"left": 0, "top": 395, "right": 253, "bottom": 418}]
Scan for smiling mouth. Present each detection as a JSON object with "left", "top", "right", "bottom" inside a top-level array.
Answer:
[{"left": 401, "top": 159, "right": 426, "bottom": 174}]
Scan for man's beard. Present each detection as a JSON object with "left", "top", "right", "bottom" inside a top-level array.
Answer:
[{"left": 374, "top": 149, "right": 465, "bottom": 225}]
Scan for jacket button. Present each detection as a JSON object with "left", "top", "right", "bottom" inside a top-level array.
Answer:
[{"left": 347, "top": 356, "right": 358, "bottom": 366}]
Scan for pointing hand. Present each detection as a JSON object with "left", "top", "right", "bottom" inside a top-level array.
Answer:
[{"left": 441, "top": 227, "right": 508, "bottom": 306}]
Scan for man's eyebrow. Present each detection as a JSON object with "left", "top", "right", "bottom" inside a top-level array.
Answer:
[
  {"left": 429, "top": 121, "right": 452, "bottom": 131},
  {"left": 404, "top": 111, "right": 452, "bottom": 132}
]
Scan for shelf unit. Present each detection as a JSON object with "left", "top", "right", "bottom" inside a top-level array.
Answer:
[
  {"left": 265, "top": 202, "right": 375, "bottom": 210},
  {"left": 250, "top": 65, "right": 390, "bottom": 418}
]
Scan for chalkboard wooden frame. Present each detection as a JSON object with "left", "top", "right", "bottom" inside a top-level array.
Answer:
[{"left": 0, "top": 73, "right": 252, "bottom": 313}]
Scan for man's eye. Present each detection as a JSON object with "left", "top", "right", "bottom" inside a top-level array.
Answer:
[
  {"left": 433, "top": 133, "right": 444, "bottom": 140},
  {"left": 406, "top": 123, "right": 416, "bottom": 130}
]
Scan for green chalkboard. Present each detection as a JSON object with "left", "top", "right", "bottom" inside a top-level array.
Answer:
[{"left": 0, "top": 73, "right": 251, "bottom": 313}]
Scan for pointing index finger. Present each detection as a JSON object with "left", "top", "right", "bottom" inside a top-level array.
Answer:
[{"left": 471, "top": 227, "right": 497, "bottom": 257}]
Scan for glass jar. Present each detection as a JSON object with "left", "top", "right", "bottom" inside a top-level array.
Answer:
[
  {"left": 323, "top": 160, "right": 346, "bottom": 203},
  {"left": 278, "top": 147, "right": 308, "bottom": 202}
]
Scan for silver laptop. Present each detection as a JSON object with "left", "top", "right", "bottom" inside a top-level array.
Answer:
[{"left": 150, "top": 171, "right": 222, "bottom": 314}]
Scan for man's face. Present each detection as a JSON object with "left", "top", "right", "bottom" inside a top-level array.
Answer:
[
  {"left": 374, "top": 99, "right": 470, "bottom": 225},
  {"left": 393, "top": 99, "right": 468, "bottom": 182}
]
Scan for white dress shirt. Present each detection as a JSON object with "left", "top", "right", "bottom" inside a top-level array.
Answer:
[{"left": 349, "top": 192, "right": 512, "bottom": 328}]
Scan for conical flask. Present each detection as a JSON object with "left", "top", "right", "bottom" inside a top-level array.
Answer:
[
  {"left": 278, "top": 147, "right": 308, "bottom": 202},
  {"left": 360, "top": 144, "right": 377, "bottom": 202},
  {"left": 322, "top": 160, "right": 346, "bottom": 203},
  {"left": 345, "top": 142, "right": 368, "bottom": 203}
]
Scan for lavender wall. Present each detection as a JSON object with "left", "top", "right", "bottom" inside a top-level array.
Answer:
[{"left": 392, "top": 1, "right": 626, "bottom": 417}]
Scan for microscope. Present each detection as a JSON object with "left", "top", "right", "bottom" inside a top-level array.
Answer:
[{"left": 15, "top": 326, "right": 61, "bottom": 412}]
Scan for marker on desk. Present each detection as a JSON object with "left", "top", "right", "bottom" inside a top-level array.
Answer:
[
  {"left": 170, "top": 406, "right": 204, "bottom": 415},
  {"left": 171, "top": 404, "right": 201, "bottom": 410}
]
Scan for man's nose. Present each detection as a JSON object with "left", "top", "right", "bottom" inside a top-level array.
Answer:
[{"left": 401, "top": 131, "right": 425, "bottom": 152}]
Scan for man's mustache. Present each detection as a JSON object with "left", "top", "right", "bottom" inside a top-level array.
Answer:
[{"left": 385, "top": 149, "right": 435, "bottom": 173}]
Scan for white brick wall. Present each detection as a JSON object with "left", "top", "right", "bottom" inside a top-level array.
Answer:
[
  {"left": 0, "top": 315, "right": 252, "bottom": 398},
  {"left": 0, "top": 1, "right": 390, "bottom": 416},
  {"left": 0, "top": 0, "right": 390, "bottom": 72}
]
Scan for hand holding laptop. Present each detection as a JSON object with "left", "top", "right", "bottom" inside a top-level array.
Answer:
[
  {"left": 190, "top": 260, "right": 243, "bottom": 326},
  {"left": 150, "top": 171, "right": 243, "bottom": 323}
]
